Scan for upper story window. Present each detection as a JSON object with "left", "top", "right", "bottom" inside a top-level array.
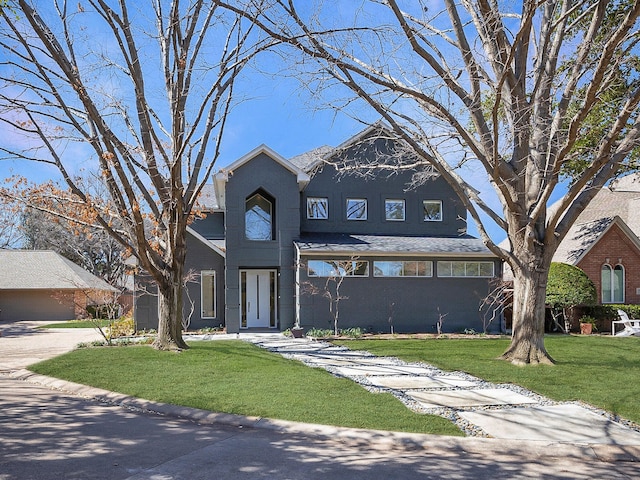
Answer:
[
  {"left": 601, "top": 264, "right": 624, "bottom": 303},
  {"left": 307, "top": 260, "right": 369, "bottom": 277},
  {"left": 307, "top": 197, "right": 328, "bottom": 220},
  {"left": 423, "top": 200, "right": 443, "bottom": 221},
  {"left": 346, "top": 198, "right": 367, "bottom": 221},
  {"left": 385, "top": 199, "right": 405, "bottom": 221},
  {"left": 245, "top": 191, "right": 274, "bottom": 241},
  {"left": 437, "top": 261, "right": 494, "bottom": 277}
]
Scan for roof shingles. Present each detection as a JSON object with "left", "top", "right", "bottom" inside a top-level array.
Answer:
[
  {"left": 0, "top": 250, "right": 117, "bottom": 291},
  {"left": 295, "top": 233, "right": 493, "bottom": 256}
]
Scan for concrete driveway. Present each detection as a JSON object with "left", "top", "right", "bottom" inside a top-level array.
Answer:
[
  {"left": 0, "top": 321, "right": 103, "bottom": 372},
  {"left": 1, "top": 321, "right": 639, "bottom": 479}
]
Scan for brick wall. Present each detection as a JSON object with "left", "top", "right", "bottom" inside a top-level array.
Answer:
[{"left": 577, "top": 223, "right": 640, "bottom": 305}]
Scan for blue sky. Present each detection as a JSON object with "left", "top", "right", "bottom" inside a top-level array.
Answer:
[
  {"left": 0, "top": 61, "right": 510, "bottom": 243},
  {"left": 0, "top": 1, "right": 517, "bottom": 244}
]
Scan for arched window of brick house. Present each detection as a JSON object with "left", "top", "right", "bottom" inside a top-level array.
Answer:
[{"left": 601, "top": 264, "right": 624, "bottom": 304}]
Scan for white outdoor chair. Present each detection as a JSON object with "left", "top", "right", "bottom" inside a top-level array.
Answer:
[{"left": 612, "top": 310, "right": 640, "bottom": 336}]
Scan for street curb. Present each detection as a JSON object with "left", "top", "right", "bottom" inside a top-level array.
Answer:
[{"left": 7, "top": 369, "right": 640, "bottom": 463}]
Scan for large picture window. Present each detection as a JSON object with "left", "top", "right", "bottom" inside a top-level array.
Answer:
[
  {"left": 601, "top": 264, "right": 624, "bottom": 303},
  {"left": 201, "top": 271, "right": 216, "bottom": 318},
  {"left": 385, "top": 199, "right": 405, "bottom": 221},
  {"left": 374, "top": 260, "right": 432, "bottom": 277},
  {"left": 307, "top": 260, "right": 369, "bottom": 277},
  {"left": 423, "top": 200, "right": 443, "bottom": 221},
  {"left": 245, "top": 192, "right": 274, "bottom": 241},
  {"left": 346, "top": 198, "right": 367, "bottom": 220},
  {"left": 307, "top": 197, "right": 328, "bottom": 219},
  {"left": 437, "top": 261, "right": 494, "bottom": 277}
]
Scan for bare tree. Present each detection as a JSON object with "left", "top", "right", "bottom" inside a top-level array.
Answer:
[
  {"left": 5, "top": 179, "right": 127, "bottom": 286},
  {"left": 303, "top": 258, "right": 362, "bottom": 336},
  {"left": 0, "top": 192, "right": 23, "bottom": 248},
  {"left": 0, "top": 1, "right": 267, "bottom": 349},
  {"left": 221, "top": 0, "right": 640, "bottom": 364}
]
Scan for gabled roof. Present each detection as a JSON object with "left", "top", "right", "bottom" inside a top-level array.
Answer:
[
  {"left": 196, "top": 184, "right": 220, "bottom": 212},
  {"left": 186, "top": 227, "right": 226, "bottom": 258},
  {"left": 553, "top": 174, "right": 640, "bottom": 264},
  {"left": 213, "top": 144, "right": 311, "bottom": 209},
  {"left": 289, "top": 122, "right": 396, "bottom": 174},
  {"left": 295, "top": 233, "right": 494, "bottom": 257},
  {"left": 288, "top": 145, "right": 335, "bottom": 172},
  {"left": 332, "top": 121, "right": 393, "bottom": 151},
  {"left": 553, "top": 216, "right": 640, "bottom": 264},
  {"left": 0, "top": 250, "right": 117, "bottom": 291}
]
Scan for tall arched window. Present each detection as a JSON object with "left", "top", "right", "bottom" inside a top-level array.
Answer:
[
  {"left": 601, "top": 264, "right": 624, "bottom": 303},
  {"left": 245, "top": 191, "right": 274, "bottom": 241}
]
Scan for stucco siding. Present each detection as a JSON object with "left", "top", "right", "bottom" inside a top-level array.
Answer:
[
  {"left": 301, "top": 137, "right": 467, "bottom": 236},
  {"left": 299, "top": 256, "right": 501, "bottom": 333},
  {"left": 224, "top": 152, "right": 301, "bottom": 332},
  {"left": 183, "top": 231, "right": 226, "bottom": 330},
  {"left": 189, "top": 212, "right": 225, "bottom": 240},
  {"left": 133, "top": 231, "right": 226, "bottom": 332}
]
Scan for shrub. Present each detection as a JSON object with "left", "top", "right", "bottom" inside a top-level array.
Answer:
[
  {"left": 546, "top": 263, "right": 597, "bottom": 332},
  {"left": 86, "top": 303, "right": 120, "bottom": 320},
  {"left": 339, "top": 327, "right": 364, "bottom": 338},
  {"left": 546, "top": 263, "right": 597, "bottom": 307},
  {"left": 305, "top": 328, "right": 333, "bottom": 338},
  {"left": 107, "top": 315, "right": 135, "bottom": 338}
]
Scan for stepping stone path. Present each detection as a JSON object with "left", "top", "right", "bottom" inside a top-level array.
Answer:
[{"left": 248, "top": 335, "right": 640, "bottom": 444}]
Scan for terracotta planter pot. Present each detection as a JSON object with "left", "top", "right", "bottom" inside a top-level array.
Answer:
[
  {"left": 580, "top": 322, "right": 593, "bottom": 335},
  {"left": 291, "top": 327, "right": 304, "bottom": 338}
]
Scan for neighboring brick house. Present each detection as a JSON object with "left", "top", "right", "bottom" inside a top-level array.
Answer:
[
  {"left": 134, "top": 125, "right": 501, "bottom": 334},
  {"left": 0, "top": 250, "right": 118, "bottom": 321},
  {"left": 552, "top": 174, "right": 640, "bottom": 306}
]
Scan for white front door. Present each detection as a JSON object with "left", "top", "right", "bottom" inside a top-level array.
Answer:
[{"left": 240, "top": 269, "right": 277, "bottom": 328}]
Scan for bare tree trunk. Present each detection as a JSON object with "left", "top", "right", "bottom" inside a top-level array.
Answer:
[
  {"left": 153, "top": 227, "right": 189, "bottom": 351},
  {"left": 501, "top": 263, "right": 554, "bottom": 365},
  {"left": 155, "top": 274, "right": 189, "bottom": 351}
]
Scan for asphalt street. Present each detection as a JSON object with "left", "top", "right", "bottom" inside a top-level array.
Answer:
[{"left": 1, "top": 322, "right": 639, "bottom": 479}]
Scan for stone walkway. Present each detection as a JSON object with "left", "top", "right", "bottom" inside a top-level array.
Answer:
[{"left": 246, "top": 335, "right": 640, "bottom": 444}]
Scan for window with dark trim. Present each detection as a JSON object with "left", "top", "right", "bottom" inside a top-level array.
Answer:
[
  {"left": 245, "top": 191, "right": 274, "bottom": 240},
  {"left": 374, "top": 260, "right": 432, "bottom": 277},
  {"left": 201, "top": 271, "right": 216, "bottom": 318},
  {"left": 437, "top": 261, "right": 494, "bottom": 277},
  {"left": 385, "top": 199, "right": 405, "bottom": 221},
  {"left": 346, "top": 198, "right": 367, "bottom": 220},
  {"left": 307, "top": 260, "right": 369, "bottom": 277},
  {"left": 423, "top": 200, "right": 443, "bottom": 221},
  {"left": 307, "top": 197, "right": 328, "bottom": 219},
  {"left": 601, "top": 264, "right": 624, "bottom": 303}
]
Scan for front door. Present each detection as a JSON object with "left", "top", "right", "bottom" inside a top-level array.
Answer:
[{"left": 240, "top": 269, "right": 277, "bottom": 328}]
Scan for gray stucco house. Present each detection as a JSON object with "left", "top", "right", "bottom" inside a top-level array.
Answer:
[{"left": 135, "top": 125, "right": 501, "bottom": 334}]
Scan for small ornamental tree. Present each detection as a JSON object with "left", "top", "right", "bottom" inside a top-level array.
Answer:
[{"left": 546, "top": 263, "right": 597, "bottom": 333}]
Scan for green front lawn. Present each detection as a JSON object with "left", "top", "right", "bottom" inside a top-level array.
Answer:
[
  {"left": 335, "top": 335, "right": 640, "bottom": 425},
  {"left": 28, "top": 341, "right": 461, "bottom": 436},
  {"left": 39, "top": 319, "right": 112, "bottom": 329}
]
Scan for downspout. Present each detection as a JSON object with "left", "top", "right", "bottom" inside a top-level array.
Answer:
[{"left": 294, "top": 241, "right": 301, "bottom": 328}]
